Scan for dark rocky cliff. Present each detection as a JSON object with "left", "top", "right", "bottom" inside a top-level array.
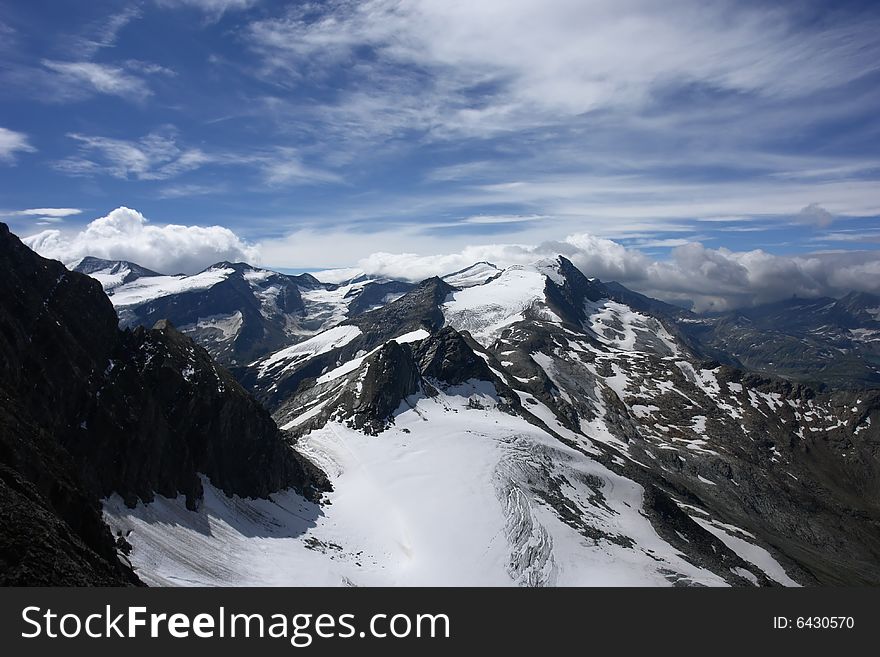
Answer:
[{"left": 0, "top": 223, "right": 328, "bottom": 585}]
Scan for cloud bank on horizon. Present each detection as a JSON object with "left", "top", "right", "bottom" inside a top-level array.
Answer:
[
  {"left": 2, "top": 0, "right": 879, "bottom": 310},
  {"left": 19, "top": 206, "right": 880, "bottom": 312},
  {"left": 23, "top": 207, "right": 259, "bottom": 276}
]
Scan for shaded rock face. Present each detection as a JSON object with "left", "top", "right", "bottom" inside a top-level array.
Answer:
[
  {"left": 413, "top": 327, "right": 495, "bottom": 385},
  {"left": 76, "top": 320, "right": 329, "bottom": 509},
  {"left": 0, "top": 398, "right": 137, "bottom": 586},
  {"left": 341, "top": 341, "right": 422, "bottom": 435},
  {"left": 348, "top": 277, "right": 456, "bottom": 346},
  {"left": 0, "top": 223, "right": 328, "bottom": 585},
  {"left": 542, "top": 256, "right": 607, "bottom": 326}
]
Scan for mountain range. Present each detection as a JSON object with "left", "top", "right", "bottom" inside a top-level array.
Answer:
[
  {"left": 76, "top": 256, "right": 880, "bottom": 391},
  {"left": 2, "top": 226, "right": 878, "bottom": 586}
]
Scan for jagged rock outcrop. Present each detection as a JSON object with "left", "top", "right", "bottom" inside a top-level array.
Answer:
[
  {"left": 413, "top": 327, "right": 495, "bottom": 385},
  {"left": 341, "top": 341, "right": 423, "bottom": 435}
]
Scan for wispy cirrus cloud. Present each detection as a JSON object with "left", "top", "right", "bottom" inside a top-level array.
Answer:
[
  {"left": 0, "top": 207, "right": 82, "bottom": 228},
  {"left": 53, "top": 128, "right": 342, "bottom": 187},
  {"left": 222, "top": 0, "right": 880, "bottom": 253},
  {"left": 41, "top": 60, "right": 153, "bottom": 101},
  {"left": 68, "top": 6, "right": 143, "bottom": 58},
  {"left": 0, "top": 127, "right": 36, "bottom": 163},
  {"left": 11, "top": 208, "right": 81, "bottom": 218},
  {"left": 156, "top": 0, "right": 258, "bottom": 19},
  {"left": 1, "top": 7, "right": 170, "bottom": 104},
  {"left": 54, "top": 129, "right": 211, "bottom": 180},
  {"left": 262, "top": 148, "right": 343, "bottom": 185},
  {"left": 245, "top": 0, "right": 880, "bottom": 141}
]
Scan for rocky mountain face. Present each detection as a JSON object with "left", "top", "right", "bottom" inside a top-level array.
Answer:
[
  {"left": 108, "top": 256, "right": 880, "bottom": 586},
  {"left": 0, "top": 223, "right": 328, "bottom": 585},
  {"left": 79, "top": 260, "right": 413, "bottom": 366}
]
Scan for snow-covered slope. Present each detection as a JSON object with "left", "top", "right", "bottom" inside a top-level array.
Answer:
[
  {"left": 442, "top": 261, "right": 502, "bottom": 288},
  {"left": 106, "top": 386, "right": 752, "bottom": 586},
  {"left": 105, "top": 256, "right": 880, "bottom": 587}
]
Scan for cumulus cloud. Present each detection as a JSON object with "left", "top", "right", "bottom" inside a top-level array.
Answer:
[
  {"left": 797, "top": 203, "right": 834, "bottom": 227},
  {"left": 0, "top": 127, "right": 36, "bottom": 163},
  {"left": 22, "top": 207, "right": 260, "bottom": 274},
  {"left": 351, "top": 234, "right": 880, "bottom": 312}
]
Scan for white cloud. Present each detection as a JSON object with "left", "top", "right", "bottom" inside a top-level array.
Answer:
[
  {"left": 262, "top": 149, "right": 343, "bottom": 185},
  {"left": 264, "top": 226, "right": 880, "bottom": 312},
  {"left": 246, "top": 1, "right": 880, "bottom": 141},
  {"left": 72, "top": 7, "right": 142, "bottom": 57},
  {"left": 42, "top": 60, "right": 152, "bottom": 101},
  {"left": 0, "top": 127, "right": 36, "bottom": 163},
  {"left": 22, "top": 207, "right": 260, "bottom": 274},
  {"left": 12, "top": 208, "right": 82, "bottom": 217},
  {"left": 797, "top": 203, "right": 834, "bottom": 228},
  {"left": 52, "top": 129, "right": 343, "bottom": 187},
  {"left": 55, "top": 130, "right": 212, "bottom": 180},
  {"left": 461, "top": 214, "right": 546, "bottom": 225},
  {"left": 157, "top": 0, "right": 257, "bottom": 18}
]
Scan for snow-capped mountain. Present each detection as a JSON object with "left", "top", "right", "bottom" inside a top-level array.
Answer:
[
  {"left": 76, "top": 260, "right": 413, "bottom": 365},
  {"left": 71, "top": 256, "right": 162, "bottom": 291},
  {"left": 106, "top": 255, "right": 880, "bottom": 586}
]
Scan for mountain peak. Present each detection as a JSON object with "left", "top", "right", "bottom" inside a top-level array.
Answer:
[
  {"left": 71, "top": 256, "right": 162, "bottom": 290},
  {"left": 201, "top": 260, "right": 257, "bottom": 273},
  {"left": 442, "top": 261, "right": 502, "bottom": 289}
]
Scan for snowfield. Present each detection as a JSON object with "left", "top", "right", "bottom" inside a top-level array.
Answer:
[
  {"left": 105, "top": 386, "right": 747, "bottom": 587},
  {"left": 256, "top": 325, "right": 363, "bottom": 376},
  {"left": 106, "top": 267, "right": 235, "bottom": 308},
  {"left": 442, "top": 266, "right": 552, "bottom": 343}
]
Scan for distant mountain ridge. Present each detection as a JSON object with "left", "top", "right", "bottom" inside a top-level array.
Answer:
[
  {"left": 674, "top": 292, "right": 880, "bottom": 390},
  {"left": 73, "top": 254, "right": 880, "bottom": 389},
  {"left": 75, "top": 258, "right": 414, "bottom": 366}
]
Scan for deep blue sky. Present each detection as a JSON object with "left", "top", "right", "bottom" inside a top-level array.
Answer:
[{"left": 1, "top": 0, "right": 879, "bottom": 307}]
